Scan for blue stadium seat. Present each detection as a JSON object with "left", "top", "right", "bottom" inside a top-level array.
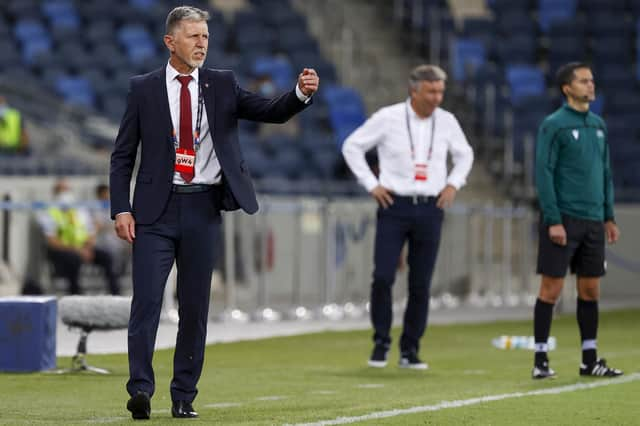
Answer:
[
  {"left": 506, "top": 65, "right": 546, "bottom": 105},
  {"left": 495, "top": 11, "right": 536, "bottom": 36},
  {"left": 460, "top": 17, "right": 494, "bottom": 49},
  {"left": 261, "top": 4, "right": 306, "bottom": 28},
  {"left": 276, "top": 29, "right": 318, "bottom": 55},
  {"left": 13, "top": 18, "right": 48, "bottom": 42},
  {"left": 630, "top": 0, "right": 640, "bottom": 16},
  {"left": 312, "top": 148, "right": 341, "bottom": 179},
  {"left": 252, "top": 56, "right": 294, "bottom": 91},
  {"left": 592, "top": 37, "right": 633, "bottom": 65},
  {"left": 54, "top": 75, "right": 95, "bottom": 108},
  {"left": 546, "top": 37, "right": 587, "bottom": 74},
  {"left": 129, "top": 0, "right": 159, "bottom": 9},
  {"left": 22, "top": 37, "right": 53, "bottom": 64},
  {"left": 494, "top": 35, "right": 537, "bottom": 65},
  {"left": 487, "top": 0, "right": 533, "bottom": 15},
  {"left": 6, "top": 0, "right": 41, "bottom": 20},
  {"left": 589, "top": 93, "right": 604, "bottom": 115},
  {"left": 117, "top": 24, "right": 152, "bottom": 46},
  {"left": 588, "top": 13, "right": 633, "bottom": 38},
  {"left": 546, "top": 17, "right": 586, "bottom": 38},
  {"left": 243, "top": 144, "right": 271, "bottom": 179},
  {"left": 0, "top": 41, "right": 22, "bottom": 70},
  {"left": 596, "top": 64, "right": 635, "bottom": 91},
  {"left": 261, "top": 134, "right": 296, "bottom": 155},
  {"left": 269, "top": 147, "right": 305, "bottom": 179},
  {"left": 604, "top": 92, "right": 640, "bottom": 115},
  {"left": 289, "top": 52, "right": 338, "bottom": 83},
  {"left": 126, "top": 44, "right": 158, "bottom": 65},
  {"left": 41, "top": 0, "right": 79, "bottom": 31},
  {"left": 537, "top": 0, "right": 577, "bottom": 33},
  {"left": 234, "top": 24, "right": 276, "bottom": 54},
  {"left": 451, "top": 38, "right": 486, "bottom": 82},
  {"left": 580, "top": 0, "right": 625, "bottom": 14}
]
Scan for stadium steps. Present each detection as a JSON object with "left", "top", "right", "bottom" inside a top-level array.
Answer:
[{"left": 293, "top": 0, "right": 416, "bottom": 113}]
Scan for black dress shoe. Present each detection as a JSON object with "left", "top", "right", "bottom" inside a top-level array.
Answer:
[
  {"left": 172, "top": 400, "right": 198, "bottom": 418},
  {"left": 127, "top": 391, "right": 151, "bottom": 420}
]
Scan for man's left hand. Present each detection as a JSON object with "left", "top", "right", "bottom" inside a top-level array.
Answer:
[
  {"left": 436, "top": 185, "right": 457, "bottom": 209},
  {"left": 298, "top": 68, "right": 319, "bottom": 96},
  {"left": 604, "top": 220, "right": 620, "bottom": 244}
]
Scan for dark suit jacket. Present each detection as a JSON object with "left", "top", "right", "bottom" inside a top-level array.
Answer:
[{"left": 109, "top": 67, "right": 310, "bottom": 224}]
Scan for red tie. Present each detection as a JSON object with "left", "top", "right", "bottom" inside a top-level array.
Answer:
[{"left": 177, "top": 75, "right": 194, "bottom": 182}]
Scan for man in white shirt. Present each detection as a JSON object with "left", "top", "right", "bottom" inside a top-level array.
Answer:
[{"left": 342, "top": 65, "right": 473, "bottom": 369}]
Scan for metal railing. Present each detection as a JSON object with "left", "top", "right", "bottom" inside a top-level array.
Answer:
[{"left": 0, "top": 190, "right": 540, "bottom": 319}]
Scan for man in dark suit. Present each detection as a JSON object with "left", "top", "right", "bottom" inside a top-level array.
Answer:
[{"left": 110, "top": 6, "right": 318, "bottom": 420}]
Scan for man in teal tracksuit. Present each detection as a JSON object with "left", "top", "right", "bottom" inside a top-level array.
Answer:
[{"left": 532, "top": 62, "right": 623, "bottom": 379}]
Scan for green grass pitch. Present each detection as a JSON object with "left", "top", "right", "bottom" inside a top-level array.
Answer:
[{"left": 1, "top": 309, "right": 638, "bottom": 425}]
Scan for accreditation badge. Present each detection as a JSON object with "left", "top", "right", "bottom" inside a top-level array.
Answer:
[
  {"left": 175, "top": 148, "right": 196, "bottom": 174},
  {"left": 414, "top": 163, "right": 428, "bottom": 181}
]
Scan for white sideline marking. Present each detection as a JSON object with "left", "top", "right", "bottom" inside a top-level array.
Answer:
[
  {"left": 205, "top": 402, "right": 243, "bottom": 408},
  {"left": 286, "top": 373, "right": 640, "bottom": 426},
  {"left": 311, "top": 390, "right": 337, "bottom": 395},
  {"left": 87, "top": 417, "right": 128, "bottom": 424},
  {"left": 356, "top": 384, "right": 384, "bottom": 389},
  {"left": 256, "top": 395, "right": 287, "bottom": 401},
  {"left": 463, "top": 369, "right": 486, "bottom": 375}
]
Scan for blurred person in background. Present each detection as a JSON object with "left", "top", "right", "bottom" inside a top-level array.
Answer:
[
  {"left": 342, "top": 65, "right": 473, "bottom": 370},
  {"left": 37, "top": 178, "right": 120, "bottom": 295},
  {"left": 92, "top": 183, "right": 129, "bottom": 278},
  {"left": 532, "top": 62, "right": 622, "bottom": 379},
  {"left": 0, "top": 95, "right": 29, "bottom": 155},
  {"left": 250, "top": 73, "right": 301, "bottom": 138},
  {"left": 110, "top": 5, "right": 318, "bottom": 420}
]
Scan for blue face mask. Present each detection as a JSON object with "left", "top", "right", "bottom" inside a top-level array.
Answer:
[{"left": 0, "top": 106, "right": 7, "bottom": 117}]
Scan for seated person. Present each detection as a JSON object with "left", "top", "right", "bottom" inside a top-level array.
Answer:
[
  {"left": 92, "top": 183, "right": 130, "bottom": 277},
  {"left": 0, "top": 95, "right": 29, "bottom": 155},
  {"left": 37, "top": 179, "right": 120, "bottom": 295}
]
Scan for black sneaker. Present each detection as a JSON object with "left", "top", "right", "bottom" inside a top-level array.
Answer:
[
  {"left": 367, "top": 344, "right": 389, "bottom": 368},
  {"left": 399, "top": 351, "right": 428, "bottom": 370},
  {"left": 580, "top": 358, "right": 623, "bottom": 377},
  {"left": 532, "top": 361, "right": 556, "bottom": 379}
]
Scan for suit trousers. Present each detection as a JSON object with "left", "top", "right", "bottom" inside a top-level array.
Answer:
[
  {"left": 370, "top": 196, "right": 443, "bottom": 353},
  {"left": 126, "top": 188, "right": 221, "bottom": 403}
]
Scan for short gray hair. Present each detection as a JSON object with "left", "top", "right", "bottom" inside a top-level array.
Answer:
[
  {"left": 165, "top": 6, "right": 210, "bottom": 34},
  {"left": 408, "top": 65, "right": 447, "bottom": 90}
]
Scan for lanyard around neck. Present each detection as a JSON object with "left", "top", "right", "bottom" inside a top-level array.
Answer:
[
  {"left": 405, "top": 103, "right": 435, "bottom": 162},
  {"left": 172, "top": 80, "right": 204, "bottom": 152}
]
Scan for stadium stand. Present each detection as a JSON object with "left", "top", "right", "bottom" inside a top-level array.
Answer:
[
  {"left": 433, "top": 0, "right": 640, "bottom": 202},
  {"left": 0, "top": 0, "right": 361, "bottom": 190}
]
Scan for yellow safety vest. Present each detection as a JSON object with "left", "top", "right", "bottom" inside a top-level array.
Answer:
[
  {"left": 48, "top": 208, "right": 89, "bottom": 248},
  {"left": 0, "top": 108, "right": 21, "bottom": 149}
]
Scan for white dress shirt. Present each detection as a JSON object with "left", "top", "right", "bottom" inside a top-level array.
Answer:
[
  {"left": 166, "top": 62, "right": 311, "bottom": 185},
  {"left": 166, "top": 62, "right": 220, "bottom": 185},
  {"left": 341, "top": 99, "right": 474, "bottom": 196}
]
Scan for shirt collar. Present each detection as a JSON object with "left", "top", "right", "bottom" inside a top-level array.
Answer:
[
  {"left": 562, "top": 103, "right": 589, "bottom": 117},
  {"left": 166, "top": 61, "right": 200, "bottom": 85},
  {"left": 405, "top": 98, "right": 437, "bottom": 121}
]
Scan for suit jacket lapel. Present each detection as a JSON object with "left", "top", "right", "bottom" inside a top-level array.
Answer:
[
  {"left": 199, "top": 68, "right": 215, "bottom": 142},
  {"left": 151, "top": 68, "right": 173, "bottom": 148}
]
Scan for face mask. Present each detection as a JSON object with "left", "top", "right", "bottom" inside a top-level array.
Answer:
[
  {"left": 0, "top": 106, "right": 7, "bottom": 117},
  {"left": 56, "top": 191, "right": 76, "bottom": 208}
]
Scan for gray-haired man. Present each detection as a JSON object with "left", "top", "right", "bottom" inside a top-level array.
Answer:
[
  {"left": 112, "top": 5, "right": 318, "bottom": 419},
  {"left": 342, "top": 65, "right": 473, "bottom": 369}
]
